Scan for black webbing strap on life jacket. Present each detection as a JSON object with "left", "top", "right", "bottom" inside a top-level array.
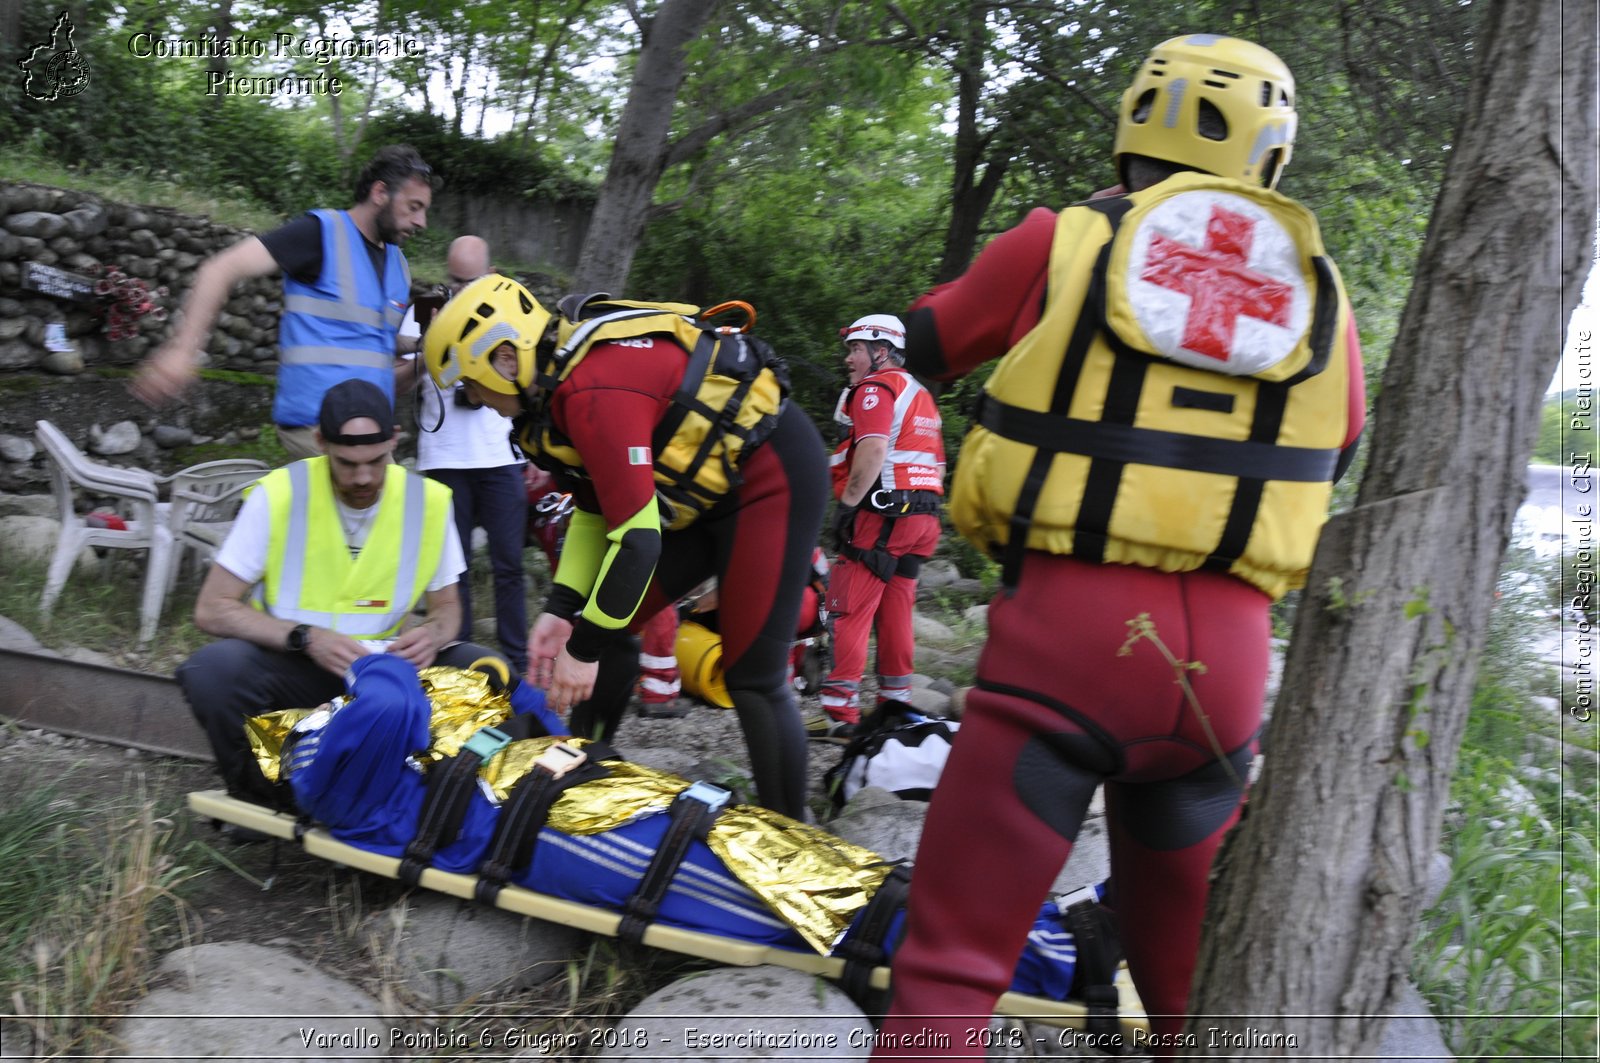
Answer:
[
  {"left": 473, "top": 740, "right": 621, "bottom": 905},
  {"left": 996, "top": 198, "right": 1131, "bottom": 590},
  {"left": 616, "top": 780, "right": 733, "bottom": 946},
  {"left": 1061, "top": 886, "right": 1123, "bottom": 1049},
  {"left": 652, "top": 331, "right": 774, "bottom": 518},
  {"left": 833, "top": 862, "right": 912, "bottom": 1005},
  {"left": 1200, "top": 254, "right": 1340, "bottom": 575},
  {"left": 398, "top": 713, "right": 552, "bottom": 888}
]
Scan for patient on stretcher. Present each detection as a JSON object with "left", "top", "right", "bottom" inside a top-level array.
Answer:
[{"left": 236, "top": 654, "right": 1111, "bottom": 1002}]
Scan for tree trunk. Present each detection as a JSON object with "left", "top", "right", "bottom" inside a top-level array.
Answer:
[
  {"left": 934, "top": 2, "right": 1009, "bottom": 284},
  {"left": 1187, "top": 1, "right": 1596, "bottom": 1056},
  {"left": 207, "top": 0, "right": 233, "bottom": 116},
  {"left": 572, "top": 0, "right": 721, "bottom": 294}
]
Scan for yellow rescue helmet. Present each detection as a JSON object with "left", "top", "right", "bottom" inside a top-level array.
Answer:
[
  {"left": 422, "top": 274, "right": 551, "bottom": 396},
  {"left": 1113, "top": 35, "right": 1296, "bottom": 189}
]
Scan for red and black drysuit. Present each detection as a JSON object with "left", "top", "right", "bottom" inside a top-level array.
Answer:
[
  {"left": 523, "top": 339, "right": 827, "bottom": 819},
  {"left": 871, "top": 201, "right": 1366, "bottom": 1056}
]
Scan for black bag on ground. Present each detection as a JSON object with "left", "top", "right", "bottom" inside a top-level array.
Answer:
[{"left": 824, "top": 711, "right": 960, "bottom": 812}]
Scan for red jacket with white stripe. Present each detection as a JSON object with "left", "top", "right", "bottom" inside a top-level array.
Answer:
[{"left": 829, "top": 366, "right": 946, "bottom": 500}]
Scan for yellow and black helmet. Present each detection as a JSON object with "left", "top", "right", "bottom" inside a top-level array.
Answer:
[
  {"left": 422, "top": 274, "right": 551, "bottom": 396},
  {"left": 1113, "top": 35, "right": 1296, "bottom": 189}
]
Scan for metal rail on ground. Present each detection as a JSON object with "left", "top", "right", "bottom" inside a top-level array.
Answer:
[{"left": 0, "top": 646, "right": 211, "bottom": 760}]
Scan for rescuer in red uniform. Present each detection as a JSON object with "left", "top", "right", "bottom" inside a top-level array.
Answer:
[
  {"left": 871, "top": 35, "right": 1367, "bottom": 1056},
  {"left": 815, "top": 315, "right": 946, "bottom": 738}
]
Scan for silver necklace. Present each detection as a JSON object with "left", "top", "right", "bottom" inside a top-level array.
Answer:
[{"left": 339, "top": 501, "right": 376, "bottom": 545}]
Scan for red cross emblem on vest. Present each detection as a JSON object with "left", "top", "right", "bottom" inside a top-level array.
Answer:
[{"left": 1140, "top": 205, "right": 1293, "bottom": 361}]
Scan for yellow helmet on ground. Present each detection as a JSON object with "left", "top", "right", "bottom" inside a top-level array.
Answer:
[
  {"left": 422, "top": 274, "right": 551, "bottom": 396},
  {"left": 1113, "top": 35, "right": 1296, "bottom": 189},
  {"left": 675, "top": 619, "right": 733, "bottom": 709}
]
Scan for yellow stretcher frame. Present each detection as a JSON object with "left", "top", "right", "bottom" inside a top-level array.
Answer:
[{"left": 188, "top": 789, "right": 1148, "bottom": 1035}]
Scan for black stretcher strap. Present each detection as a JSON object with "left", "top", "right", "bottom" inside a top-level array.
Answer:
[
  {"left": 474, "top": 741, "right": 621, "bottom": 905},
  {"left": 399, "top": 714, "right": 552, "bottom": 887},
  {"left": 616, "top": 781, "right": 732, "bottom": 946},
  {"left": 834, "top": 863, "right": 912, "bottom": 1004},
  {"left": 1063, "top": 890, "right": 1123, "bottom": 1049}
]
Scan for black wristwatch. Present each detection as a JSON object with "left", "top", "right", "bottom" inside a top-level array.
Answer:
[{"left": 286, "top": 623, "right": 312, "bottom": 654}]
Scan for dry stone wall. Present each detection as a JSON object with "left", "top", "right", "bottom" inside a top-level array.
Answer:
[
  {"left": 0, "top": 180, "right": 580, "bottom": 490},
  {"left": 0, "top": 180, "right": 282, "bottom": 375}
]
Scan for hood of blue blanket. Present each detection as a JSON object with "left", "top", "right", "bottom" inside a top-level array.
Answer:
[{"left": 288, "top": 654, "right": 432, "bottom": 831}]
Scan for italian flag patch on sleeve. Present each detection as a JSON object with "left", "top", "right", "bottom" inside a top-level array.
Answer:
[{"left": 628, "top": 446, "right": 651, "bottom": 465}]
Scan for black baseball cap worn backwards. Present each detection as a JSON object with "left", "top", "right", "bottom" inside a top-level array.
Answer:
[{"left": 319, "top": 379, "right": 395, "bottom": 445}]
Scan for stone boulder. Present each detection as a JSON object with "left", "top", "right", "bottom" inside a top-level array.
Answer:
[
  {"left": 116, "top": 942, "right": 387, "bottom": 1061},
  {"left": 827, "top": 785, "right": 929, "bottom": 862},
  {"left": 365, "top": 893, "right": 583, "bottom": 1010},
  {"left": 602, "top": 966, "right": 873, "bottom": 1060}
]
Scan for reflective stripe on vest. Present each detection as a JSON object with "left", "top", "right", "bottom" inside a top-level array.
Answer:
[
  {"left": 275, "top": 210, "right": 410, "bottom": 426},
  {"left": 834, "top": 368, "right": 946, "bottom": 498},
  {"left": 950, "top": 173, "right": 1352, "bottom": 601},
  {"left": 877, "top": 369, "right": 945, "bottom": 493},
  {"left": 260, "top": 458, "right": 448, "bottom": 636}
]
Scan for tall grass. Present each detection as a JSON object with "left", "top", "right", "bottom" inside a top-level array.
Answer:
[
  {"left": 1, "top": 783, "right": 198, "bottom": 1056},
  {"left": 1413, "top": 750, "right": 1597, "bottom": 1059},
  {"left": 1412, "top": 550, "right": 1598, "bottom": 1060}
]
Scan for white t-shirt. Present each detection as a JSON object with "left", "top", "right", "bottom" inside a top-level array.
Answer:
[
  {"left": 215, "top": 478, "right": 466, "bottom": 594},
  {"left": 399, "top": 307, "right": 524, "bottom": 471}
]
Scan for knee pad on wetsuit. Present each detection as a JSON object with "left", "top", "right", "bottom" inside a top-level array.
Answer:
[
  {"left": 1013, "top": 730, "right": 1119, "bottom": 843},
  {"left": 1117, "top": 741, "right": 1255, "bottom": 851}
]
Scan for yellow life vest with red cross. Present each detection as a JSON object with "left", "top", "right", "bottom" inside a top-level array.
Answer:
[{"left": 950, "top": 171, "right": 1355, "bottom": 600}]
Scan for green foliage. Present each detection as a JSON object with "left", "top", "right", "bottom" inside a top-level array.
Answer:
[
  {"left": 1413, "top": 750, "right": 1596, "bottom": 1061},
  {"left": 1534, "top": 389, "right": 1600, "bottom": 467},
  {"left": 1413, "top": 542, "right": 1595, "bottom": 1060},
  {"left": 363, "top": 110, "right": 596, "bottom": 203},
  {"left": 631, "top": 88, "right": 951, "bottom": 420}
]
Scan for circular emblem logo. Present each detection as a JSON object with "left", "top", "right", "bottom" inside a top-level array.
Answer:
[
  {"left": 46, "top": 50, "right": 91, "bottom": 98},
  {"left": 1126, "top": 190, "right": 1310, "bottom": 377}
]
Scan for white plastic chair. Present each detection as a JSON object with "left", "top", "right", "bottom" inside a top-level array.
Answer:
[
  {"left": 34, "top": 419, "right": 175, "bottom": 645},
  {"left": 161, "top": 459, "right": 268, "bottom": 588}
]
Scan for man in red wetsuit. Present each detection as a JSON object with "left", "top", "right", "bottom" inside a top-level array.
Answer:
[
  {"left": 424, "top": 283, "right": 826, "bottom": 817},
  {"left": 815, "top": 315, "right": 945, "bottom": 739},
  {"left": 871, "top": 35, "right": 1367, "bottom": 1056}
]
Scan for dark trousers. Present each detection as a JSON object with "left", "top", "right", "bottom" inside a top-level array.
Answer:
[
  {"left": 177, "top": 639, "right": 504, "bottom": 804},
  {"left": 630, "top": 404, "right": 828, "bottom": 818},
  {"left": 425, "top": 464, "right": 530, "bottom": 669}
]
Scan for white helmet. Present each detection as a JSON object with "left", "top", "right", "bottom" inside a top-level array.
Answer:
[
  {"left": 841, "top": 314, "right": 906, "bottom": 371},
  {"left": 840, "top": 314, "right": 906, "bottom": 350}
]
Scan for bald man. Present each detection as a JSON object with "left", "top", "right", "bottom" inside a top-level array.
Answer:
[{"left": 398, "top": 236, "right": 529, "bottom": 669}]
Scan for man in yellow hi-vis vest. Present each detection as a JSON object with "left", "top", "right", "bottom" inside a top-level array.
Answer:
[
  {"left": 177, "top": 380, "right": 500, "bottom": 808},
  {"left": 872, "top": 36, "right": 1367, "bottom": 1057}
]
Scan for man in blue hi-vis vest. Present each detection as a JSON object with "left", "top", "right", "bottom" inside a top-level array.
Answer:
[{"left": 132, "top": 145, "right": 433, "bottom": 460}]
